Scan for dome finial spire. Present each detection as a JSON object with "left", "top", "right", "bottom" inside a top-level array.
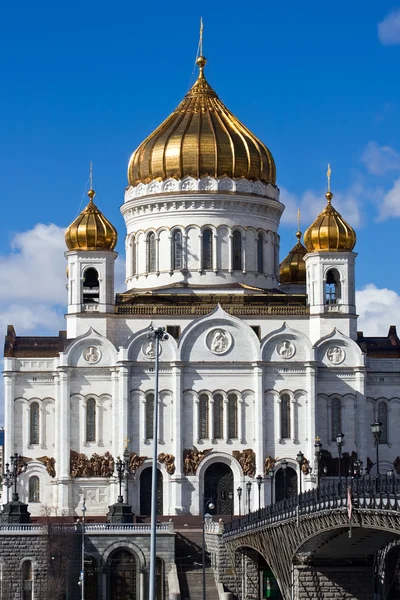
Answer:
[
  {"left": 199, "top": 16, "right": 203, "bottom": 57},
  {"left": 296, "top": 207, "right": 302, "bottom": 240},
  {"left": 196, "top": 18, "right": 207, "bottom": 77},
  {"left": 88, "top": 161, "right": 95, "bottom": 201},
  {"left": 326, "top": 163, "right": 332, "bottom": 203}
]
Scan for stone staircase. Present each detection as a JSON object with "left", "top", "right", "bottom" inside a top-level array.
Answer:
[{"left": 174, "top": 520, "right": 220, "bottom": 600}]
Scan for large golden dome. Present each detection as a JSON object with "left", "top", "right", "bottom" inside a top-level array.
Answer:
[
  {"left": 65, "top": 190, "right": 118, "bottom": 251},
  {"left": 303, "top": 191, "right": 356, "bottom": 252},
  {"left": 280, "top": 230, "right": 307, "bottom": 284},
  {"left": 127, "top": 57, "right": 276, "bottom": 186}
]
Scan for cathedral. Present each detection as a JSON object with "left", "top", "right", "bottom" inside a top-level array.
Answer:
[{"left": 3, "top": 53, "right": 400, "bottom": 520}]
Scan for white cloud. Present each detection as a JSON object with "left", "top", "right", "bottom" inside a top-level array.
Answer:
[
  {"left": 361, "top": 141, "right": 400, "bottom": 175},
  {"left": 356, "top": 284, "right": 400, "bottom": 336},
  {"left": 280, "top": 184, "right": 362, "bottom": 229},
  {"left": 378, "top": 9, "right": 400, "bottom": 45},
  {"left": 377, "top": 177, "right": 400, "bottom": 221},
  {"left": 0, "top": 224, "right": 66, "bottom": 303}
]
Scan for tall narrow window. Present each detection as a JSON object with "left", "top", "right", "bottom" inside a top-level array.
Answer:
[
  {"left": 22, "top": 560, "right": 33, "bottom": 600},
  {"left": 173, "top": 230, "right": 183, "bottom": 270},
  {"left": 228, "top": 393, "right": 238, "bottom": 439},
  {"left": 29, "top": 476, "right": 40, "bottom": 502},
  {"left": 202, "top": 229, "right": 213, "bottom": 270},
  {"left": 378, "top": 401, "right": 388, "bottom": 443},
  {"left": 331, "top": 398, "right": 342, "bottom": 440},
  {"left": 132, "top": 236, "right": 137, "bottom": 276},
  {"left": 213, "top": 394, "right": 223, "bottom": 439},
  {"left": 232, "top": 231, "right": 242, "bottom": 270},
  {"left": 146, "top": 393, "right": 154, "bottom": 440},
  {"left": 257, "top": 233, "right": 264, "bottom": 273},
  {"left": 30, "top": 402, "right": 39, "bottom": 445},
  {"left": 280, "top": 394, "right": 291, "bottom": 439},
  {"left": 86, "top": 398, "right": 96, "bottom": 442},
  {"left": 148, "top": 232, "right": 156, "bottom": 273},
  {"left": 82, "top": 268, "right": 99, "bottom": 304},
  {"left": 325, "top": 269, "right": 341, "bottom": 305},
  {"left": 199, "top": 394, "right": 209, "bottom": 439}
]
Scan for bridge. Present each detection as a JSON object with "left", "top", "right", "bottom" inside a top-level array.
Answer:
[{"left": 216, "top": 476, "right": 400, "bottom": 600}]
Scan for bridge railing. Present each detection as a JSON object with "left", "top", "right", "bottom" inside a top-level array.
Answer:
[{"left": 223, "top": 475, "right": 400, "bottom": 537}]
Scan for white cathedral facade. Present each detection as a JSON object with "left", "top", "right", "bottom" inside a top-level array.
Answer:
[{"left": 3, "top": 55, "right": 400, "bottom": 518}]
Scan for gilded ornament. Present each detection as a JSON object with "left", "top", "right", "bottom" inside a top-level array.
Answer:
[
  {"left": 158, "top": 453, "right": 175, "bottom": 475},
  {"left": 37, "top": 456, "right": 56, "bottom": 478},
  {"left": 183, "top": 447, "right": 211, "bottom": 475},
  {"left": 233, "top": 449, "right": 256, "bottom": 477},
  {"left": 70, "top": 450, "right": 115, "bottom": 477}
]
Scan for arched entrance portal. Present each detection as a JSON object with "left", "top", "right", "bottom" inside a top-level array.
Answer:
[
  {"left": 140, "top": 468, "right": 163, "bottom": 515},
  {"left": 108, "top": 549, "right": 137, "bottom": 600},
  {"left": 275, "top": 466, "right": 297, "bottom": 502},
  {"left": 204, "top": 463, "right": 233, "bottom": 514}
]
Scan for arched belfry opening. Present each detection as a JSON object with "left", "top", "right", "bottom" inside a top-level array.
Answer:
[
  {"left": 140, "top": 467, "right": 163, "bottom": 515},
  {"left": 204, "top": 462, "right": 233, "bottom": 515},
  {"left": 275, "top": 466, "right": 297, "bottom": 502},
  {"left": 83, "top": 267, "right": 100, "bottom": 304},
  {"left": 325, "top": 268, "right": 341, "bottom": 305}
]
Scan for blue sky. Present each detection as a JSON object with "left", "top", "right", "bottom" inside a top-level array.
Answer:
[{"left": 1, "top": 0, "right": 400, "bottom": 349}]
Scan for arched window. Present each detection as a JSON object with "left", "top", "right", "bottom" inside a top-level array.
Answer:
[
  {"left": 22, "top": 560, "right": 33, "bottom": 600},
  {"left": 83, "top": 267, "right": 100, "bottom": 304},
  {"left": 232, "top": 231, "right": 242, "bottom": 270},
  {"left": 257, "top": 233, "right": 264, "bottom": 273},
  {"left": 378, "top": 401, "right": 388, "bottom": 443},
  {"left": 30, "top": 402, "right": 40, "bottom": 445},
  {"left": 148, "top": 232, "right": 156, "bottom": 273},
  {"left": 202, "top": 229, "right": 213, "bottom": 270},
  {"left": 331, "top": 398, "right": 342, "bottom": 440},
  {"left": 199, "top": 394, "right": 209, "bottom": 439},
  {"left": 132, "top": 236, "right": 137, "bottom": 276},
  {"left": 280, "top": 394, "right": 291, "bottom": 439},
  {"left": 326, "top": 269, "right": 341, "bottom": 305},
  {"left": 213, "top": 394, "right": 223, "bottom": 439},
  {"left": 145, "top": 393, "right": 154, "bottom": 440},
  {"left": 86, "top": 398, "right": 96, "bottom": 442},
  {"left": 29, "top": 476, "right": 40, "bottom": 502},
  {"left": 172, "top": 230, "right": 183, "bottom": 270},
  {"left": 228, "top": 393, "right": 238, "bottom": 439}
]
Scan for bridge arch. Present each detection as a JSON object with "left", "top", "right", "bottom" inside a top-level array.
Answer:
[{"left": 233, "top": 545, "right": 284, "bottom": 600}]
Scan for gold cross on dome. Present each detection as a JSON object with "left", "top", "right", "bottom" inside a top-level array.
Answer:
[
  {"left": 327, "top": 163, "right": 331, "bottom": 193},
  {"left": 199, "top": 17, "right": 204, "bottom": 57},
  {"left": 124, "top": 437, "right": 130, "bottom": 449}
]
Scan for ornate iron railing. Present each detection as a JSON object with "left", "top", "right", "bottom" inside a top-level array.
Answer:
[{"left": 223, "top": 475, "right": 400, "bottom": 537}]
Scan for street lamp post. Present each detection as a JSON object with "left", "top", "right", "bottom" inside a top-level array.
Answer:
[
  {"left": 282, "top": 460, "right": 288, "bottom": 500},
  {"left": 371, "top": 421, "right": 383, "bottom": 476},
  {"left": 314, "top": 438, "right": 323, "bottom": 486},
  {"left": 336, "top": 432, "right": 344, "bottom": 479},
  {"left": 296, "top": 451, "right": 304, "bottom": 496},
  {"left": 237, "top": 487, "right": 242, "bottom": 517},
  {"left": 115, "top": 457, "right": 125, "bottom": 503},
  {"left": 123, "top": 445, "right": 130, "bottom": 504},
  {"left": 2, "top": 454, "right": 25, "bottom": 503},
  {"left": 148, "top": 325, "right": 168, "bottom": 600},
  {"left": 256, "top": 475, "right": 263, "bottom": 510},
  {"left": 202, "top": 497, "right": 215, "bottom": 600},
  {"left": 2, "top": 463, "right": 14, "bottom": 503},
  {"left": 268, "top": 469, "right": 275, "bottom": 504},
  {"left": 80, "top": 498, "right": 87, "bottom": 600},
  {"left": 246, "top": 481, "right": 252, "bottom": 513}
]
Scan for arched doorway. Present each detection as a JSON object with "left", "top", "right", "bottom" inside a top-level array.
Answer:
[
  {"left": 204, "top": 463, "right": 233, "bottom": 514},
  {"left": 108, "top": 549, "right": 137, "bottom": 600},
  {"left": 85, "top": 555, "right": 99, "bottom": 600},
  {"left": 140, "top": 468, "right": 163, "bottom": 515},
  {"left": 275, "top": 466, "right": 297, "bottom": 502}
]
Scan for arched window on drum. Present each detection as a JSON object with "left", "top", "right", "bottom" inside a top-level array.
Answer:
[
  {"left": 202, "top": 229, "right": 213, "bottom": 270},
  {"left": 257, "top": 233, "right": 264, "bottom": 273},
  {"left": 172, "top": 230, "right": 183, "bottom": 270},
  {"left": 232, "top": 231, "right": 242, "bottom": 270},
  {"left": 148, "top": 232, "right": 156, "bottom": 273},
  {"left": 280, "top": 394, "right": 291, "bottom": 440},
  {"left": 213, "top": 394, "right": 223, "bottom": 439},
  {"left": 227, "top": 393, "right": 238, "bottom": 439},
  {"left": 30, "top": 402, "right": 40, "bottom": 445},
  {"left": 378, "top": 401, "right": 388, "bottom": 443},
  {"left": 199, "top": 394, "right": 209, "bottom": 440}
]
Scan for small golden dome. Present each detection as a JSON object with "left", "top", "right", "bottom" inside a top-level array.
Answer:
[
  {"left": 280, "top": 230, "right": 307, "bottom": 284},
  {"left": 128, "top": 57, "right": 276, "bottom": 187},
  {"left": 303, "top": 191, "right": 356, "bottom": 252},
  {"left": 65, "top": 190, "right": 118, "bottom": 251}
]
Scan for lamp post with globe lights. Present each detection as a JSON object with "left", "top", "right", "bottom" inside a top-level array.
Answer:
[
  {"left": 256, "top": 475, "right": 263, "bottom": 510},
  {"left": 202, "top": 497, "right": 215, "bottom": 600},
  {"left": 336, "top": 432, "right": 344, "bottom": 479},
  {"left": 371, "top": 421, "right": 383, "bottom": 476}
]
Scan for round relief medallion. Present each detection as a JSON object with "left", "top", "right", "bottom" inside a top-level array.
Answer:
[
  {"left": 326, "top": 346, "right": 345, "bottom": 365},
  {"left": 83, "top": 346, "right": 101, "bottom": 364},
  {"left": 276, "top": 340, "right": 296, "bottom": 359},
  {"left": 206, "top": 328, "right": 232, "bottom": 355},
  {"left": 142, "top": 340, "right": 162, "bottom": 360}
]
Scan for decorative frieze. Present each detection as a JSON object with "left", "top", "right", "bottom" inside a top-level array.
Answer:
[
  {"left": 37, "top": 456, "right": 56, "bottom": 478},
  {"left": 158, "top": 453, "right": 175, "bottom": 475},
  {"left": 233, "top": 449, "right": 256, "bottom": 477},
  {"left": 70, "top": 451, "right": 114, "bottom": 478},
  {"left": 183, "top": 448, "right": 212, "bottom": 475}
]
